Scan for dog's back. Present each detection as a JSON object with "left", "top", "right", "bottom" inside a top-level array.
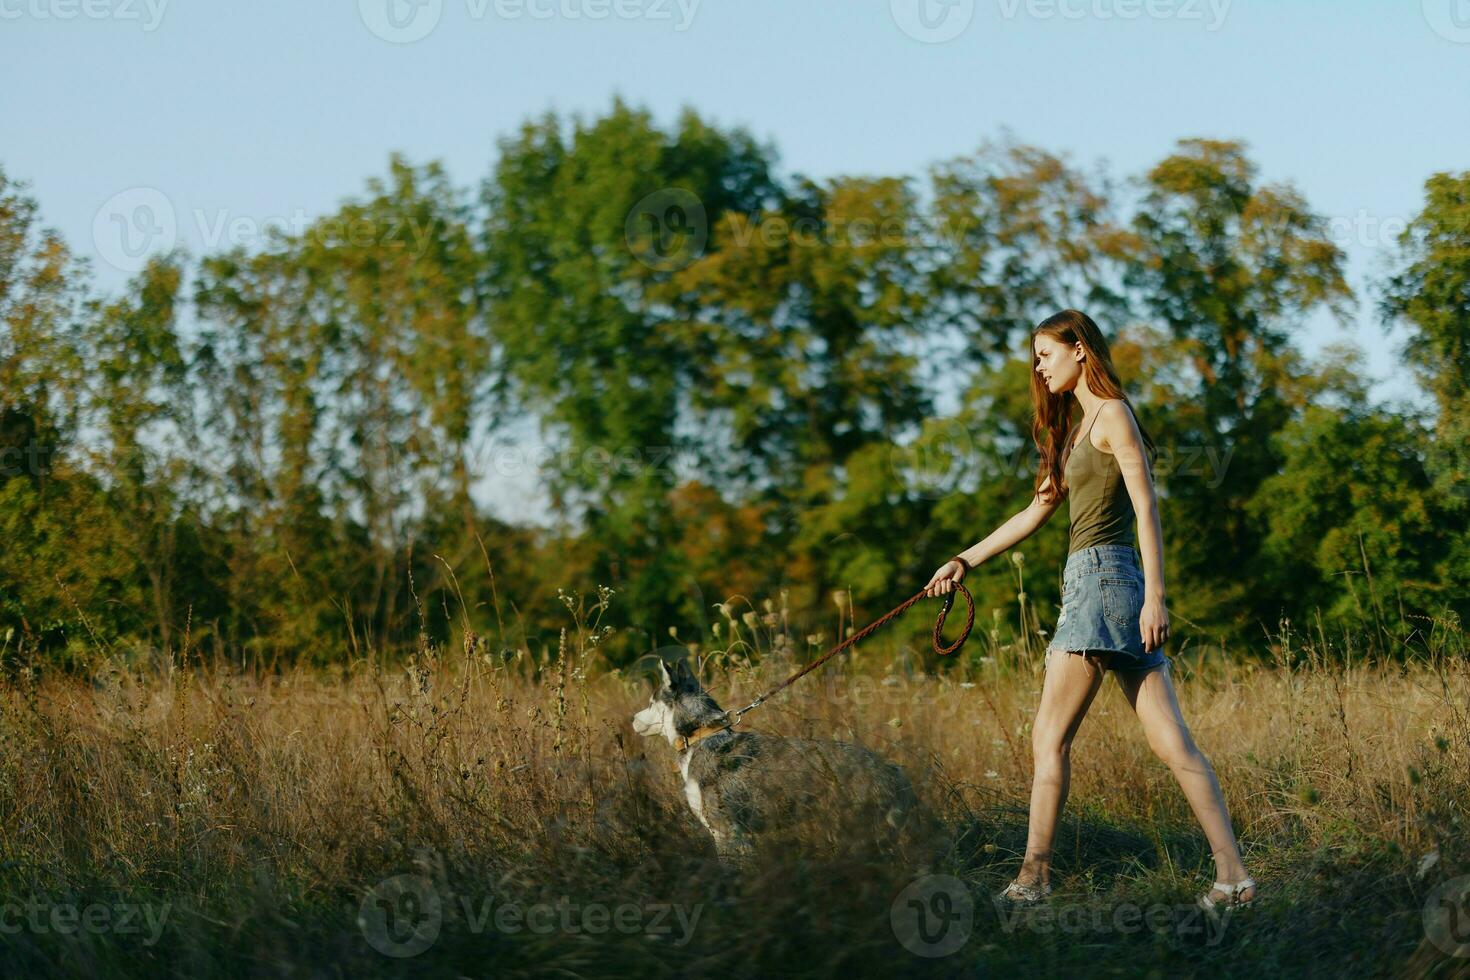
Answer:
[{"left": 686, "top": 731, "right": 936, "bottom": 863}]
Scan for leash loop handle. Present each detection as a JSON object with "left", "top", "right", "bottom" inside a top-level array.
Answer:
[{"left": 932, "top": 584, "right": 975, "bottom": 657}]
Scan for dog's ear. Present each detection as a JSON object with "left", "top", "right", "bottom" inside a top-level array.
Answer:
[
  {"left": 670, "top": 658, "right": 700, "bottom": 693},
  {"left": 654, "top": 657, "right": 700, "bottom": 694}
]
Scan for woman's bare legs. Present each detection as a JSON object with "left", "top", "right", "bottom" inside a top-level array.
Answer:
[
  {"left": 1115, "top": 661, "right": 1255, "bottom": 903},
  {"left": 1017, "top": 648, "right": 1109, "bottom": 888}
]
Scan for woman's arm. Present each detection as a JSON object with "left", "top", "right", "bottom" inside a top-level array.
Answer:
[
  {"left": 923, "top": 476, "right": 1063, "bottom": 596},
  {"left": 955, "top": 477, "right": 1063, "bottom": 568},
  {"left": 1099, "top": 399, "right": 1171, "bottom": 652}
]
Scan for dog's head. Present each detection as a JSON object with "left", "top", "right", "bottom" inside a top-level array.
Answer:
[{"left": 632, "top": 658, "right": 721, "bottom": 743}]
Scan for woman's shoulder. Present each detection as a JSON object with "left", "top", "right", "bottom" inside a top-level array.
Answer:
[{"left": 1095, "top": 399, "right": 1137, "bottom": 450}]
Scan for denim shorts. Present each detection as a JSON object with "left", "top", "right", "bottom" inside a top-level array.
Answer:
[{"left": 1045, "top": 544, "right": 1166, "bottom": 672}]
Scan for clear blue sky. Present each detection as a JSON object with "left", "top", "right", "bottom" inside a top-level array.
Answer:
[{"left": 4, "top": 0, "right": 1467, "bottom": 521}]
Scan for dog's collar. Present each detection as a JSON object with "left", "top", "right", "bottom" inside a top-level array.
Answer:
[{"left": 672, "top": 723, "right": 733, "bottom": 762}]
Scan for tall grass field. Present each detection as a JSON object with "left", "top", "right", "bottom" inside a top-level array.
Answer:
[{"left": 1, "top": 587, "right": 1466, "bottom": 978}]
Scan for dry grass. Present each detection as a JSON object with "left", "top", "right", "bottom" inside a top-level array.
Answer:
[{"left": 0, "top": 603, "right": 1467, "bottom": 978}]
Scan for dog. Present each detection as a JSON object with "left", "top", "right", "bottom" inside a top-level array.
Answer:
[{"left": 632, "top": 658, "right": 934, "bottom": 867}]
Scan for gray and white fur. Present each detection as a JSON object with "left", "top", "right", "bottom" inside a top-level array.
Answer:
[{"left": 632, "top": 658, "right": 931, "bottom": 867}]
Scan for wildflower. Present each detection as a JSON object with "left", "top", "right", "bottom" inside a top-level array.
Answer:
[
  {"left": 742, "top": 610, "right": 759, "bottom": 629},
  {"left": 763, "top": 597, "right": 774, "bottom": 613},
  {"left": 1011, "top": 552, "right": 1025, "bottom": 567}
]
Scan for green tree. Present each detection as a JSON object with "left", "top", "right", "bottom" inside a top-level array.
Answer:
[
  {"left": 194, "top": 156, "right": 485, "bottom": 658},
  {"left": 482, "top": 98, "right": 784, "bottom": 645},
  {"left": 1124, "top": 138, "right": 1353, "bottom": 640},
  {"left": 1249, "top": 344, "right": 1446, "bottom": 637},
  {"left": 86, "top": 255, "right": 194, "bottom": 647},
  {"left": 1380, "top": 170, "right": 1470, "bottom": 625}
]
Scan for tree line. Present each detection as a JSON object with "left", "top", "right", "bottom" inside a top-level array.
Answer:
[{"left": 2, "top": 97, "right": 1466, "bottom": 669}]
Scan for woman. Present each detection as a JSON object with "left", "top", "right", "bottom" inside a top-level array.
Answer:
[{"left": 922, "top": 309, "right": 1256, "bottom": 916}]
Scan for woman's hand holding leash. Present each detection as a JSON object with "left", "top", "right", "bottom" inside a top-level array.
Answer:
[{"left": 924, "top": 554, "right": 973, "bottom": 597}]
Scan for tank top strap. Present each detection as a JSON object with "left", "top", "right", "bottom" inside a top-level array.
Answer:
[
  {"left": 1067, "top": 405, "right": 1104, "bottom": 463},
  {"left": 1077, "top": 407, "right": 1102, "bottom": 450}
]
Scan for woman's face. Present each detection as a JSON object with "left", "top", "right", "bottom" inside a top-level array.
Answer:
[{"left": 1033, "top": 334, "right": 1083, "bottom": 394}]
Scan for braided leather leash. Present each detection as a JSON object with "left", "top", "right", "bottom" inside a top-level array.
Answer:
[{"left": 708, "top": 570, "right": 976, "bottom": 735}]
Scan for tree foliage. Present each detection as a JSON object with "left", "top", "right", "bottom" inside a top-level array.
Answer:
[{"left": 0, "top": 113, "right": 1463, "bottom": 669}]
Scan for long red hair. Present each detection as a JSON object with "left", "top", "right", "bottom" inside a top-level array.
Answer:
[{"left": 1030, "top": 309, "right": 1157, "bottom": 505}]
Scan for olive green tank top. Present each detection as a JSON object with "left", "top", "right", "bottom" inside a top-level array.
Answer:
[{"left": 1064, "top": 404, "right": 1136, "bottom": 554}]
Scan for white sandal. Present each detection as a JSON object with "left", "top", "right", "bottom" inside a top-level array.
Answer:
[
  {"left": 996, "top": 878, "right": 1052, "bottom": 905},
  {"left": 1197, "top": 875, "right": 1257, "bottom": 918}
]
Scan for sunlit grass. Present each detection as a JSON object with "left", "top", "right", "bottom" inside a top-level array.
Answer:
[{"left": 0, "top": 595, "right": 1465, "bottom": 977}]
